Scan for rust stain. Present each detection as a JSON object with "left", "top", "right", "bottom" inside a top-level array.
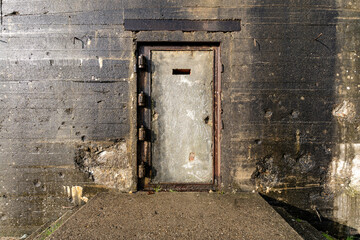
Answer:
[{"left": 189, "top": 152, "right": 196, "bottom": 162}]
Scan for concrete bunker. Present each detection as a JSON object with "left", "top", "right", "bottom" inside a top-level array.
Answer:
[{"left": 1, "top": 1, "right": 360, "bottom": 239}]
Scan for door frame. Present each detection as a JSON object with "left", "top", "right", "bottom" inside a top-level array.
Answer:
[{"left": 136, "top": 43, "right": 221, "bottom": 191}]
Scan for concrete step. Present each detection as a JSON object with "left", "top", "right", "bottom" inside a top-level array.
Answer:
[{"left": 46, "top": 192, "right": 304, "bottom": 240}]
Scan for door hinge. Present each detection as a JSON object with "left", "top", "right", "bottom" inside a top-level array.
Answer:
[
  {"left": 137, "top": 54, "right": 146, "bottom": 69},
  {"left": 138, "top": 125, "right": 146, "bottom": 141},
  {"left": 138, "top": 163, "right": 145, "bottom": 178},
  {"left": 138, "top": 91, "right": 145, "bottom": 107}
]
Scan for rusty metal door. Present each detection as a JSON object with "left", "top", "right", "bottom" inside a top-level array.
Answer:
[{"left": 137, "top": 45, "right": 220, "bottom": 191}]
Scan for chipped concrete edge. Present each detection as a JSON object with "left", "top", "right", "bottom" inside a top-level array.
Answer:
[
  {"left": 254, "top": 194, "right": 303, "bottom": 239},
  {"left": 29, "top": 194, "right": 101, "bottom": 240},
  {"left": 27, "top": 210, "right": 77, "bottom": 240},
  {"left": 272, "top": 206, "right": 327, "bottom": 240}
]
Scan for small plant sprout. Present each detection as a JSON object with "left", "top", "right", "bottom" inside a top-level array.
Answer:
[{"left": 154, "top": 185, "right": 162, "bottom": 192}]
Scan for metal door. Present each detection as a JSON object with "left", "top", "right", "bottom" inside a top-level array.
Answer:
[{"left": 137, "top": 45, "right": 220, "bottom": 191}]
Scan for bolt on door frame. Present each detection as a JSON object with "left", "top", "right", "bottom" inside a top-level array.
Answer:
[{"left": 136, "top": 43, "right": 221, "bottom": 191}]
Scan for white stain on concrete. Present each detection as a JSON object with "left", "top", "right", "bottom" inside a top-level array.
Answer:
[
  {"left": 350, "top": 144, "right": 360, "bottom": 190},
  {"left": 180, "top": 76, "right": 193, "bottom": 86},
  {"left": 98, "top": 57, "right": 103, "bottom": 69},
  {"left": 329, "top": 143, "right": 360, "bottom": 233},
  {"left": 332, "top": 100, "right": 356, "bottom": 123},
  {"left": 63, "top": 185, "right": 87, "bottom": 205},
  {"left": 186, "top": 110, "right": 195, "bottom": 120},
  {"left": 330, "top": 143, "right": 360, "bottom": 191}
]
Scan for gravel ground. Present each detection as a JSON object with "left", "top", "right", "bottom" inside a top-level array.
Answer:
[{"left": 49, "top": 192, "right": 303, "bottom": 240}]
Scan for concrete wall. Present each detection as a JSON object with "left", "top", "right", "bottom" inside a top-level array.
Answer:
[
  {"left": 0, "top": 0, "right": 136, "bottom": 236},
  {"left": 0, "top": 0, "right": 359, "bottom": 237}
]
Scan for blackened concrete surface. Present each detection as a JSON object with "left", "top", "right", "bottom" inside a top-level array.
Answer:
[{"left": 49, "top": 192, "right": 303, "bottom": 240}]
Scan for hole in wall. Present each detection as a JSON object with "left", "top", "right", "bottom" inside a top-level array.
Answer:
[
  {"left": 204, "top": 116, "right": 209, "bottom": 124},
  {"left": 33, "top": 179, "right": 41, "bottom": 188}
]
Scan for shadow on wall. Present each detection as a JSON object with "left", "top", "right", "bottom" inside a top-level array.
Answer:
[
  {"left": 245, "top": 0, "right": 357, "bottom": 237},
  {"left": 261, "top": 194, "right": 360, "bottom": 239}
]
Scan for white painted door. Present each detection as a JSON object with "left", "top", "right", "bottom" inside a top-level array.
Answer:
[{"left": 151, "top": 50, "right": 214, "bottom": 184}]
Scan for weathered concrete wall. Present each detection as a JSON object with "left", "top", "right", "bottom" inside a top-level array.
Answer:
[
  {"left": 0, "top": 0, "right": 137, "bottom": 236},
  {"left": 232, "top": 0, "right": 360, "bottom": 237},
  {"left": 0, "top": 0, "right": 359, "bottom": 237},
  {"left": 328, "top": 0, "right": 360, "bottom": 235},
  {"left": 233, "top": 0, "right": 360, "bottom": 237}
]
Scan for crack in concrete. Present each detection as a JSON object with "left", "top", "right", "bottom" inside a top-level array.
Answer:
[{"left": 0, "top": 0, "right": 2, "bottom": 25}]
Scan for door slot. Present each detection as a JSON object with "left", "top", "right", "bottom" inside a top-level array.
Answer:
[{"left": 172, "top": 69, "right": 191, "bottom": 75}]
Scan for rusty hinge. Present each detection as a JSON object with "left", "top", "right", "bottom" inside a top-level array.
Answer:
[
  {"left": 138, "top": 163, "right": 145, "bottom": 178},
  {"left": 138, "top": 91, "right": 145, "bottom": 107},
  {"left": 137, "top": 54, "right": 146, "bottom": 69},
  {"left": 138, "top": 125, "right": 146, "bottom": 141}
]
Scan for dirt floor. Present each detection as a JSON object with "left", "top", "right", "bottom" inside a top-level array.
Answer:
[{"left": 49, "top": 192, "right": 303, "bottom": 240}]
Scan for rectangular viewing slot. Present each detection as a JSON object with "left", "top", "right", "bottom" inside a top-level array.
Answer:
[{"left": 172, "top": 69, "right": 191, "bottom": 75}]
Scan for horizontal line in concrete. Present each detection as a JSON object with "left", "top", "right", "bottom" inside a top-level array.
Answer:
[{"left": 124, "top": 19, "right": 241, "bottom": 31}]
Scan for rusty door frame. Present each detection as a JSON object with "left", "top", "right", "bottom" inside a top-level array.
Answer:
[{"left": 137, "top": 43, "right": 221, "bottom": 191}]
